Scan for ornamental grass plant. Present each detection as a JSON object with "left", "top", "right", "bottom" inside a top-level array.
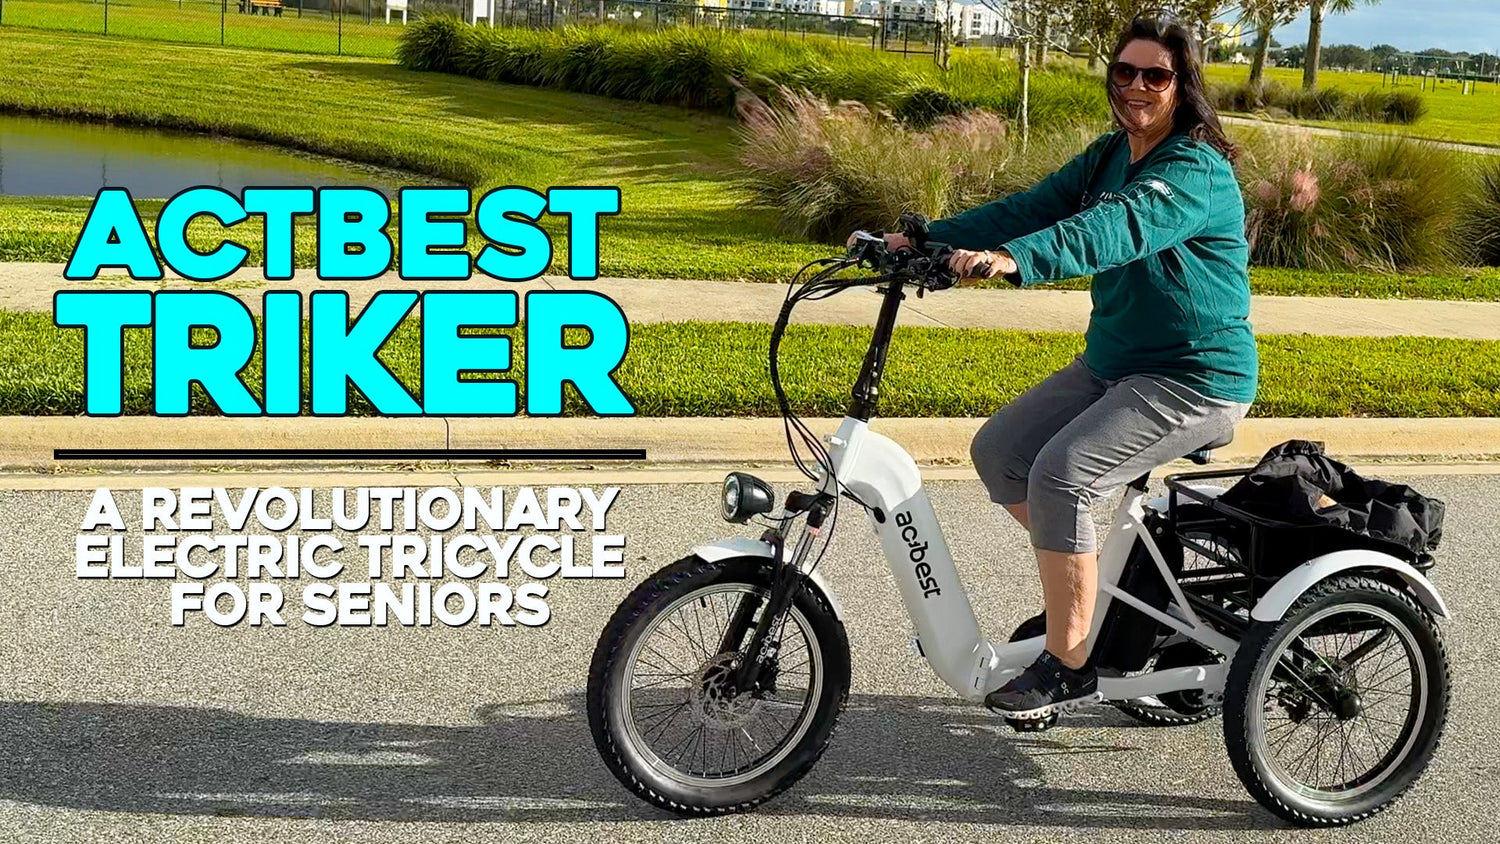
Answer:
[
  {"left": 1238, "top": 129, "right": 1464, "bottom": 272},
  {"left": 740, "top": 96, "right": 1470, "bottom": 272},
  {"left": 396, "top": 17, "right": 1107, "bottom": 126},
  {"left": 734, "top": 86, "right": 1096, "bottom": 241},
  {"left": 1208, "top": 80, "right": 1427, "bottom": 125},
  {"left": 1460, "top": 156, "right": 1500, "bottom": 267}
]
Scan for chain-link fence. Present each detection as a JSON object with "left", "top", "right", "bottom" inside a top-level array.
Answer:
[
  {"left": 0, "top": 0, "right": 971, "bottom": 60},
  {"left": 0, "top": 0, "right": 469, "bottom": 57},
  {"left": 526, "top": 2, "right": 949, "bottom": 58}
]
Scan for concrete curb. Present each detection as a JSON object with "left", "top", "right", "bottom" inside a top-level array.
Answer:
[
  {"left": 6, "top": 416, "right": 1500, "bottom": 476},
  {"left": 10, "top": 462, "right": 1500, "bottom": 492}
]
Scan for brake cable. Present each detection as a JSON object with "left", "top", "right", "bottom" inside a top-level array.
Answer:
[{"left": 769, "top": 256, "right": 920, "bottom": 582}]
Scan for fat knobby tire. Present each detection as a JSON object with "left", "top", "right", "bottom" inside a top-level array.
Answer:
[
  {"left": 1222, "top": 574, "right": 1449, "bottom": 827},
  {"left": 586, "top": 555, "right": 852, "bottom": 816}
]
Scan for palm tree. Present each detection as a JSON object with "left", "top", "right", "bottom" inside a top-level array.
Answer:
[
  {"left": 1243, "top": 0, "right": 1306, "bottom": 88},
  {"left": 1303, "top": 0, "right": 1381, "bottom": 90}
]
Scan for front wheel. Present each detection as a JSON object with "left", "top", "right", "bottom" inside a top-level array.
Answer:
[
  {"left": 586, "top": 555, "right": 851, "bottom": 815},
  {"left": 1223, "top": 574, "right": 1449, "bottom": 826}
]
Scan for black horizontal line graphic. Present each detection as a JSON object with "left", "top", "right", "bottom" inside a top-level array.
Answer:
[{"left": 53, "top": 448, "right": 647, "bottom": 461}]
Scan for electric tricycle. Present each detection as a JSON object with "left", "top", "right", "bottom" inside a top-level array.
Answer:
[{"left": 586, "top": 216, "right": 1450, "bottom": 826}]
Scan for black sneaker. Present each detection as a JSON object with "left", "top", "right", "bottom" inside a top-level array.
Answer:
[{"left": 985, "top": 650, "right": 1100, "bottom": 720}]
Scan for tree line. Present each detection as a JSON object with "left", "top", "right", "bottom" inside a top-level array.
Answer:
[
  {"left": 984, "top": 2, "right": 1478, "bottom": 91},
  {"left": 1262, "top": 42, "right": 1500, "bottom": 77}
]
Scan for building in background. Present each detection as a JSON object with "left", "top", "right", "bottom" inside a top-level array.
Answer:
[
  {"left": 952, "top": 0, "right": 1008, "bottom": 45},
  {"left": 885, "top": 0, "right": 933, "bottom": 21},
  {"left": 717, "top": 0, "right": 1009, "bottom": 41},
  {"left": 723, "top": 0, "right": 849, "bottom": 14},
  {"left": 1209, "top": 19, "right": 1244, "bottom": 48},
  {"left": 881, "top": 1, "right": 1008, "bottom": 39}
]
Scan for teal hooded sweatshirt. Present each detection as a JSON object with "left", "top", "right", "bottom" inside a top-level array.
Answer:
[{"left": 926, "top": 129, "right": 1258, "bottom": 404}]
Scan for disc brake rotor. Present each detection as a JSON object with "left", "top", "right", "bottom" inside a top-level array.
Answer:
[{"left": 691, "top": 653, "right": 763, "bottom": 728}]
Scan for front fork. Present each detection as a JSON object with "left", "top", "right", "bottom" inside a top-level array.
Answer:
[{"left": 726, "top": 494, "right": 833, "bottom": 694}]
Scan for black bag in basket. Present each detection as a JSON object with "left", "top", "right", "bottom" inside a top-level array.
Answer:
[{"left": 1218, "top": 440, "right": 1444, "bottom": 557}]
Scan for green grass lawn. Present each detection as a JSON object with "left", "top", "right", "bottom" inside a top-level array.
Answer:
[
  {"left": 0, "top": 30, "right": 1496, "bottom": 295},
  {"left": 1, "top": 0, "right": 406, "bottom": 58},
  {"left": 1205, "top": 63, "right": 1500, "bottom": 148},
  {"left": 2, "top": 311, "right": 1498, "bottom": 417}
]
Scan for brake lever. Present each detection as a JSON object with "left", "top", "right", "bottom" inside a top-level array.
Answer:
[{"left": 848, "top": 230, "right": 886, "bottom": 269}]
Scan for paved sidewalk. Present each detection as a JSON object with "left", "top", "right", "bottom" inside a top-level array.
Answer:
[
  {"left": 5, "top": 261, "right": 1500, "bottom": 340},
  {"left": 1220, "top": 114, "right": 1500, "bottom": 157}
]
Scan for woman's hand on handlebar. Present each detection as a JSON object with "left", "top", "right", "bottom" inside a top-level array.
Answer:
[
  {"left": 845, "top": 231, "right": 914, "bottom": 253},
  {"left": 948, "top": 248, "right": 1017, "bottom": 285}
]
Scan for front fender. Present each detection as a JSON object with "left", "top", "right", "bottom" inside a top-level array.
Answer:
[
  {"left": 691, "top": 537, "right": 845, "bottom": 622},
  {"left": 1251, "top": 548, "right": 1449, "bottom": 622}
]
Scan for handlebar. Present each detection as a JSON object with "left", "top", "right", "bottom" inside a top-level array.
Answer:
[
  {"left": 846, "top": 231, "right": 960, "bottom": 291},
  {"left": 771, "top": 214, "right": 952, "bottom": 482}
]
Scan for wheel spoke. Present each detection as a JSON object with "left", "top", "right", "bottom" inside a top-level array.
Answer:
[
  {"left": 1251, "top": 599, "right": 1430, "bottom": 803},
  {"left": 619, "top": 582, "right": 823, "bottom": 785},
  {"left": 1343, "top": 718, "right": 1370, "bottom": 778},
  {"left": 1335, "top": 720, "right": 1353, "bottom": 786},
  {"left": 644, "top": 700, "right": 691, "bottom": 743},
  {"left": 667, "top": 614, "right": 710, "bottom": 662},
  {"left": 632, "top": 674, "right": 696, "bottom": 691}
]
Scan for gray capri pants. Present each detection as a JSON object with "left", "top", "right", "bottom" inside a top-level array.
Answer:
[{"left": 971, "top": 356, "right": 1251, "bottom": 554}]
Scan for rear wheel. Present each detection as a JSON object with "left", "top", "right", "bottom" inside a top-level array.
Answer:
[
  {"left": 1223, "top": 575, "right": 1448, "bottom": 826},
  {"left": 587, "top": 555, "right": 851, "bottom": 815}
]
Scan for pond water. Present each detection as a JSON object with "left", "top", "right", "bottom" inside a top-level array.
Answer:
[{"left": 0, "top": 114, "right": 415, "bottom": 198}]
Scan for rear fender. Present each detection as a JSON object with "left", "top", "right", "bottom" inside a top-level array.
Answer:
[
  {"left": 1250, "top": 548, "right": 1448, "bottom": 622},
  {"left": 691, "top": 537, "right": 845, "bottom": 622}
]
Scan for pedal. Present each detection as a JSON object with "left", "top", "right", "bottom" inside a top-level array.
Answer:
[{"left": 1006, "top": 713, "right": 1058, "bottom": 733}]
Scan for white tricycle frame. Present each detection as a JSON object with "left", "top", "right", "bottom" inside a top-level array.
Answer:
[{"left": 694, "top": 415, "right": 1449, "bottom": 706}]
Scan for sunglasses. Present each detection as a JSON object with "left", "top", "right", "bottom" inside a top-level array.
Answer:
[{"left": 1108, "top": 61, "right": 1177, "bottom": 92}]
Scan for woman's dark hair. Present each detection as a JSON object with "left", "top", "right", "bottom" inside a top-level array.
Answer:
[{"left": 1110, "top": 16, "right": 1237, "bottom": 163}]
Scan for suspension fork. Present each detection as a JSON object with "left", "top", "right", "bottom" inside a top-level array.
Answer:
[
  {"left": 717, "top": 591, "right": 763, "bottom": 656},
  {"left": 732, "top": 555, "right": 803, "bottom": 693},
  {"left": 729, "top": 498, "right": 831, "bottom": 693}
]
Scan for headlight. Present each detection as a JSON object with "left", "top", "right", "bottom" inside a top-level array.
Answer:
[
  {"left": 723, "top": 475, "right": 741, "bottom": 516},
  {"left": 722, "top": 472, "right": 774, "bottom": 524}
]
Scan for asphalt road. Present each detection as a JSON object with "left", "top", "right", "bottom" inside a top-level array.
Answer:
[{"left": 0, "top": 474, "right": 1496, "bottom": 843}]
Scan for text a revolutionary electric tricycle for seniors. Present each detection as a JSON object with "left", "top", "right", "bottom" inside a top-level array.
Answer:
[{"left": 585, "top": 219, "right": 1450, "bottom": 827}]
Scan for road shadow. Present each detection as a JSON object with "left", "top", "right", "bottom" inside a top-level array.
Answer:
[{"left": 0, "top": 693, "right": 1274, "bottom": 829}]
